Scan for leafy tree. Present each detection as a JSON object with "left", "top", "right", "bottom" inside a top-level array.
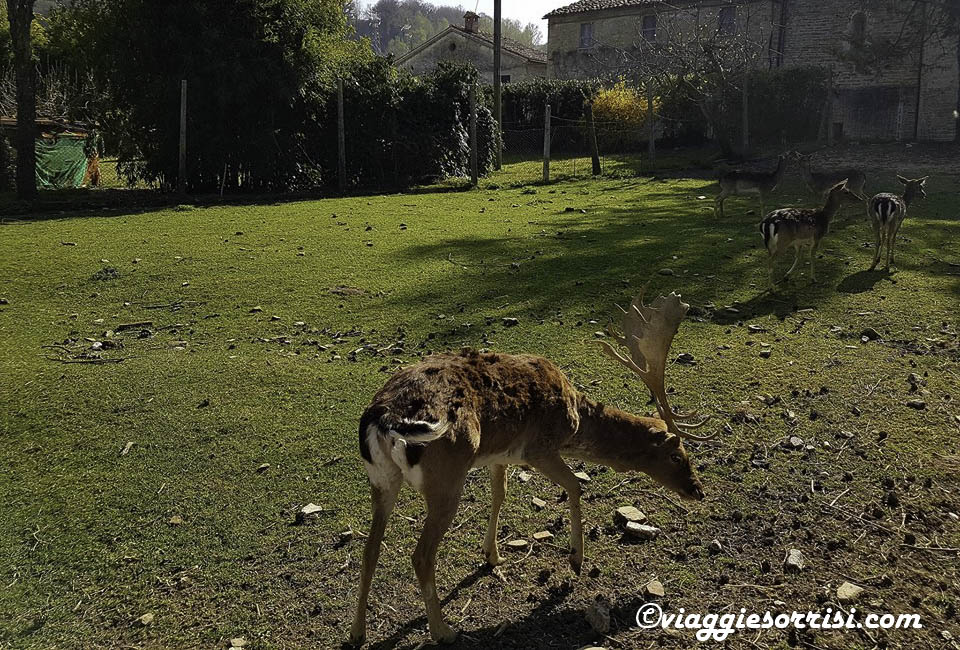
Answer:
[{"left": 58, "top": 0, "right": 372, "bottom": 191}]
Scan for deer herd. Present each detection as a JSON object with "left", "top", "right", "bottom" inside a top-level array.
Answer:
[
  {"left": 718, "top": 150, "right": 928, "bottom": 289},
  {"left": 346, "top": 152, "right": 931, "bottom": 647}
]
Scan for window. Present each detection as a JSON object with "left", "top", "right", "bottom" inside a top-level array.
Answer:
[
  {"left": 718, "top": 6, "right": 736, "bottom": 36},
  {"left": 579, "top": 23, "right": 594, "bottom": 49},
  {"left": 500, "top": 75, "right": 512, "bottom": 84},
  {"left": 642, "top": 14, "right": 657, "bottom": 42},
  {"left": 849, "top": 11, "right": 867, "bottom": 44}
]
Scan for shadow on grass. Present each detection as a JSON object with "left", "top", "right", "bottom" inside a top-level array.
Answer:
[{"left": 364, "top": 576, "right": 594, "bottom": 650}]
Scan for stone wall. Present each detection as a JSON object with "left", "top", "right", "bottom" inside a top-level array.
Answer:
[
  {"left": 546, "top": 0, "right": 958, "bottom": 142},
  {"left": 399, "top": 31, "right": 547, "bottom": 84}
]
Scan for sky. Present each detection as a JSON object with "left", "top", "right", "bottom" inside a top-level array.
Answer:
[{"left": 356, "top": 1, "right": 562, "bottom": 40}]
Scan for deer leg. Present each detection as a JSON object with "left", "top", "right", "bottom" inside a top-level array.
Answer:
[
  {"left": 715, "top": 189, "right": 728, "bottom": 219},
  {"left": 809, "top": 241, "right": 820, "bottom": 282},
  {"left": 482, "top": 464, "right": 507, "bottom": 567},
  {"left": 784, "top": 245, "right": 802, "bottom": 279},
  {"left": 529, "top": 454, "right": 584, "bottom": 575},
  {"left": 869, "top": 219, "right": 882, "bottom": 271},
  {"left": 413, "top": 467, "right": 467, "bottom": 644},
  {"left": 350, "top": 472, "right": 402, "bottom": 647},
  {"left": 888, "top": 222, "right": 901, "bottom": 268}
]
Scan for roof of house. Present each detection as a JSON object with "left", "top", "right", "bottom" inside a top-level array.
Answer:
[
  {"left": 396, "top": 26, "right": 548, "bottom": 66},
  {"left": 544, "top": 0, "right": 660, "bottom": 19}
]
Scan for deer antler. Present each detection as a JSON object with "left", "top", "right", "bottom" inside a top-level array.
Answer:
[{"left": 599, "top": 290, "right": 716, "bottom": 442}]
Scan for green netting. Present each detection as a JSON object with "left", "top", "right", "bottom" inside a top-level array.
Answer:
[{"left": 36, "top": 136, "right": 89, "bottom": 190}]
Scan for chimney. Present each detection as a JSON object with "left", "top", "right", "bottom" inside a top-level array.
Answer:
[{"left": 464, "top": 11, "right": 479, "bottom": 34}]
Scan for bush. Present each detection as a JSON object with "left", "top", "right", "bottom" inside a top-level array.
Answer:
[
  {"left": 307, "top": 60, "right": 498, "bottom": 189},
  {"left": 592, "top": 81, "right": 657, "bottom": 153}
]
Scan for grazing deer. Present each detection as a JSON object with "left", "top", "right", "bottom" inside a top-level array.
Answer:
[
  {"left": 868, "top": 175, "right": 928, "bottom": 271},
  {"left": 715, "top": 153, "right": 790, "bottom": 218},
  {"left": 349, "top": 293, "right": 714, "bottom": 646},
  {"left": 759, "top": 180, "right": 863, "bottom": 289},
  {"left": 794, "top": 152, "right": 867, "bottom": 201}
]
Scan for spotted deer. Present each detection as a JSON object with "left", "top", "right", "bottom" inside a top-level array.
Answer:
[
  {"left": 794, "top": 152, "right": 868, "bottom": 201},
  {"left": 715, "top": 153, "right": 790, "bottom": 218},
  {"left": 868, "top": 175, "right": 928, "bottom": 271},
  {"left": 349, "top": 293, "right": 714, "bottom": 646},
  {"left": 760, "top": 180, "right": 863, "bottom": 289}
]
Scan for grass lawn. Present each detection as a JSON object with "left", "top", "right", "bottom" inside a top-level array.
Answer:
[{"left": 1, "top": 163, "right": 959, "bottom": 649}]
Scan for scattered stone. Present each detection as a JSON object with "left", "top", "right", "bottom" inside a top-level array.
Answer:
[
  {"left": 585, "top": 598, "right": 610, "bottom": 634},
  {"left": 614, "top": 506, "right": 646, "bottom": 527},
  {"left": 135, "top": 612, "right": 154, "bottom": 627},
  {"left": 249, "top": 306, "right": 263, "bottom": 313},
  {"left": 676, "top": 352, "right": 695, "bottom": 365},
  {"left": 658, "top": 268, "right": 675, "bottom": 276},
  {"left": 271, "top": 315, "right": 281, "bottom": 321},
  {"left": 0, "top": 298, "right": 8, "bottom": 305},
  {"left": 784, "top": 549, "right": 805, "bottom": 573},
  {"left": 747, "top": 324, "right": 766, "bottom": 334},
  {"left": 645, "top": 579, "right": 665, "bottom": 598},
  {"left": 230, "top": 637, "right": 247, "bottom": 648},
  {"left": 625, "top": 522, "right": 661, "bottom": 540},
  {"left": 759, "top": 349, "right": 772, "bottom": 359},
  {"left": 708, "top": 539, "right": 723, "bottom": 555},
  {"left": 517, "top": 470, "right": 532, "bottom": 483},
  {"left": 338, "top": 529, "right": 354, "bottom": 545},
  {"left": 120, "top": 441, "right": 135, "bottom": 456},
  {"left": 906, "top": 399, "right": 926, "bottom": 410},
  {"left": 573, "top": 471, "right": 591, "bottom": 483},
  {"left": 837, "top": 582, "right": 865, "bottom": 604},
  {"left": 168, "top": 515, "right": 184, "bottom": 526},
  {"left": 505, "top": 539, "right": 529, "bottom": 551},
  {"left": 783, "top": 436, "right": 804, "bottom": 450},
  {"left": 861, "top": 327, "right": 880, "bottom": 341},
  {"left": 296, "top": 503, "right": 323, "bottom": 524},
  {"left": 948, "top": 512, "right": 959, "bottom": 522},
  {"left": 502, "top": 317, "right": 520, "bottom": 327},
  {"left": 533, "top": 530, "right": 554, "bottom": 542},
  {"left": 256, "top": 463, "right": 270, "bottom": 474}
]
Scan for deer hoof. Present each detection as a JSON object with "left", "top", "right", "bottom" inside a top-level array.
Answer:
[
  {"left": 485, "top": 551, "right": 504, "bottom": 567},
  {"left": 430, "top": 623, "right": 458, "bottom": 644},
  {"left": 347, "top": 630, "right": 365, "bottom": 647}
]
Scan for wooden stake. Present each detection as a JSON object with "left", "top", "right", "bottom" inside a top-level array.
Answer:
[
  {"left": 493, "top": 0, "right": 502, "bottom": 170},
  {"left": 178, "top": 79, "right": 187, "bottom": 195},
  {"left": 338, "top": 79, "right": 347, "bottom": 193},
  {"left": 543, "top": 104, "right": 551, "bottom": 183},
  {"left": 469, "top": 87, "right": 478, "bottom": 186},
  {"left": 585, "top": 101, "right": 601, "bottom": 176}
]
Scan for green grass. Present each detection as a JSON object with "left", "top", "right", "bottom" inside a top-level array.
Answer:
[{"left": 1, "top": 163, "right": 959, "bottom": 649}]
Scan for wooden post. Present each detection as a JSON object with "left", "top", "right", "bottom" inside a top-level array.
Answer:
[
  {"left": 469, "top": 87, "right": 478, "bottom": 186},
  {"left": 543, "top": 104, "right": 551, "bottom": 183},
  {"left": 741, "top": 70, "right": 750, "bottom": 154},
  {"left": 338, "top": 78, "right": 347, "bottom": 193},
  {"left": 913, "top": 1, "right": 926, "bottom": 141},
  {"left": 178, "top": 79, "right": 187, "bottom": 195},
  {"left": 646, "top": 83, "right": 656, "bottom": 170},
  {"left": 585, "top": 101, "right": 601, "bottom": 176},
  {"left": 493, "top": 0, "right": 502, "bottom": 170}
]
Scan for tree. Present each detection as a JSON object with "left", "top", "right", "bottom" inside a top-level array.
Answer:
[
  {"left": 58, "top": 0, "right": 372, "bottom": 191},
  {"left": 5, "top": 0, "right": 37, "bottom": 199}
]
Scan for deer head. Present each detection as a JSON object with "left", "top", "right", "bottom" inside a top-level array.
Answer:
[{"left": 898, "top": 175, "right": 928, "bottom": 203}]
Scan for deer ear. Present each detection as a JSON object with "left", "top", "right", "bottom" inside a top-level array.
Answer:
[
  {"left": 898, "top": 175, "right": 909, "bottom": 185},
  {"left": 665, "top": 434, "right": 682, "bottom": 449},
  {"left": 920, "top": 176, "right": 929, "bottom": 186}
]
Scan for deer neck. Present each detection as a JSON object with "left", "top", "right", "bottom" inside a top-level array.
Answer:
[
  {"left": 819, "top": 191, "right": 844, "bottom": 227},
  {"left": 563, "top": 399, "right": 670, "bottom": 471}
]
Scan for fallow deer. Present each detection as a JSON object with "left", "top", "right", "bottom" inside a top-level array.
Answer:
[
  {"left": 715, "top": 153, "right": 790, "bottom": 218},
  {"left": 868, "top": 175, "right": 928, "bottom": 271},
  {"left": 760, "top": 180, "right": 863, "bottom": 289},
  {"left": 349, "top": 292, "right": 714, "bottom": 646},
  {"left": 794, "top": 152, "right": 868, "bottom": 201}
]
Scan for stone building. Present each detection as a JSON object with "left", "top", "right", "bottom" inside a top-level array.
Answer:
[
  {"left": 396, "top": 12, "right": 548, "bottom": 84},
  {"left": 545, "top": 0, "right": 960, "bottom": 142}
]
